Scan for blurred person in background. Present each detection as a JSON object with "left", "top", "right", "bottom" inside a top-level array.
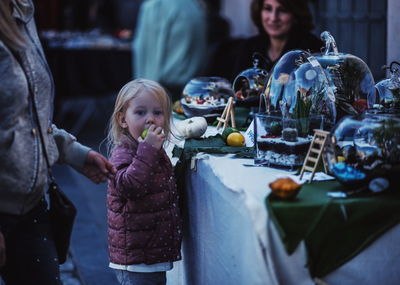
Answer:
[
  {"left": 0, "top": 0, "right": 116, "bottom": 284},
  {"left": 203, "top": 0, "right": 231, "bottom": 63},
  {"left": 133, "top": 0, "right": 207, "bottom": 102},
  {"left": 206, "top": 0, "right": 324, "bottom": 82}
]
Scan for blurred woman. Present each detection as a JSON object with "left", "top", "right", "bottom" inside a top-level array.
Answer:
[{"left": 207, "top": 0, "right": 324, "bottom": 82}]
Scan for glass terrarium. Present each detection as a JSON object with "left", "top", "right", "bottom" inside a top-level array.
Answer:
[
  {"left": 323, "top": 109, "right": 400, "bottom": 189},
  {"left": 180, "top": 77, "right": 234, "bottom": 120},
  {"left": 254, "top": 111, "right": 325, "bottom": 168},
  {"left": 375, "top": 61, "right": 400, "bottom": 109},
  {"left": 263, "top": 49, "right": 336, "bottom": 127},
  {"left": 314, "top": 31, "right": 376, "bottom": 121},
  {"left": 232, "top": 53, "right": 269, "bottom": 107}
]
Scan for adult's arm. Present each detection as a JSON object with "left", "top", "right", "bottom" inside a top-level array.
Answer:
[{"left": 52, "top": 125, "right": 115, "bottom": 183}]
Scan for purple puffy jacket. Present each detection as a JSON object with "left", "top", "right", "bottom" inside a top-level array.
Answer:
[{"left": 107, "top": 135, "right": 182, "bottom": 265}]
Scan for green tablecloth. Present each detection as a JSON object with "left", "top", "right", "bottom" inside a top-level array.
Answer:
[
  {"left": 266, "top": 181, "right": 400, "bottom": 278},
  {"left": 173, "top": 134, "right": 253, "bottom": 160}
]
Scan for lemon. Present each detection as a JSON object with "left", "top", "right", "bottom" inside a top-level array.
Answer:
[
  {"left": 141, "top": 129, "right": 148, "bottom": 139},
  {"left": 226, "top": 132, "right": 245, "bottom": 146},
  {"left": 222, "top": 127, "right": 240, "bottom": 141}
]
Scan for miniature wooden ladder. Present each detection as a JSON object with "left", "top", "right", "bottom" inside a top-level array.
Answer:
[
  {"left": 299, "top": 129, "right": 330, "bottom": 183},
  {"left": 216, "top": 97, "right": 236, "bottom": 130}
]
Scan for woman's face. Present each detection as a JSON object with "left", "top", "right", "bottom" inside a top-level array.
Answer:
[{"left": 261, "top": 0, "right": 294, "bottom": 39}]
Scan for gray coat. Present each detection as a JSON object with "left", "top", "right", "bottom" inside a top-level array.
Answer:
[{"left": 0, "top": 0, "right": 90, "bottom": 215}]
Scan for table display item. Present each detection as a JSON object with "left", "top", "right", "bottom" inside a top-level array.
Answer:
[
  {"left": 314, "top": 31, "right": 376, "bottom": 121},
  {"left": 262, "top": 49, "right": 336, "bottom": 127},
  {"left": 233, "top": 53, "right": 269, "bottom": 107},
  {"left": 323, "top": 109, "right": 400, "bottom": 189},
  {"left": 216, "top": 97, "right": 236, "bottom": 130},
  {"left": 269, "top": 177, "right": 302, "bottom": 200},
  {"left": 176, "top": 116, "right": 208, "bottom": 139},
  {"left": 180, "top": 77, "right": 234, "bottom": 121},
  {"left": 375, "top": 61, "right": 400, "bottom": 109},
  {"left": 226, "top": 132, "right": 245, "bottom": 147},
  {"left": 299, "top": 129, "right": 330, "bottom": 183},
  {"left": 254, "top": 112, "right": 325, "bottom": 168}
]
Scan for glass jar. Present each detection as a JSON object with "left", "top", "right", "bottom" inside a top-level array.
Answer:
[
  {"left": 263, "top": 49, "right": 336, "bottom": 127},
  {"left": 232, "top": 53, "right": 269, "bottom": 107},
  {"left": 324, "top": 109, "right": 400, "bottom": 189},
  {"left": 180, "top": 76, "right": 234, "bottom": 120},
  {"left": 314, "top": 31, "right": 376, "bottom": 121},
  {"left": 375, "top": 61, "right": 400, "bottom": 109},
  {"left": 254, "top": 111, "right": 325, "bottom": 168}
]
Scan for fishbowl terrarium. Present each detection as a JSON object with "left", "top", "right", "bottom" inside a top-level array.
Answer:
[
  {"left": 254, "top": 111, "right": 325, "bottom": 168},
  {"left": 233, "top": 53, "right": 269, "bottom": 107},
  {"left": 314, "top": 31, "right": 376, "bottom": 121},
  {"left": 181, "top": 77, "right": 234, "bottom": 121},
  {"left": 375, "top": 61, "right": 400, "bottom": 109},
  {"left": 263, "top": 49, "right": 336, "bottom": 127},
  {"left": 323, "top": 109, "right": 400, "bottom": 189}
]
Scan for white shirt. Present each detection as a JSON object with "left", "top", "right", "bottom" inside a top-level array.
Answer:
[{"left": 109, "top": 262, "right": 173, "bottom": 273}]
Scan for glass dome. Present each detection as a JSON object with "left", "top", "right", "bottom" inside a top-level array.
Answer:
[
  {"left": 324, "top": 109, "right": 400, "bottom": 189},
  {"left": 375, "top": 61, "right": 400, "bottom": 109},
  {"left": 314, "top": 31, "right": 376, "bottom": 121},
  {"left": 232, "top": 53, "right": 269, "bottom": 107},
  {"left": 180, "top": 77, "right": 234, "bottom": 120},
  {"left": 263, "top": 49, "right": 336, "bottom": 126}
]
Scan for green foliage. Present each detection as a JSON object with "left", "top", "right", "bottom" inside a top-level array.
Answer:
[
  {"left": 293, "top": 91, "right": 312, "bottom": 137},
  {"left": 371, "top": 119, "right": 400, "bottom": 162}
]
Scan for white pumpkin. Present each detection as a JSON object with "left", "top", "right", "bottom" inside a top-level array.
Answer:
[{"left": 178, "top": 116, "right": 208, "bottom": 138}]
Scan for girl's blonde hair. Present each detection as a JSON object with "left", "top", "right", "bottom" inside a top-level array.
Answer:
[{"left": 106, "top": 78, "right": 173, "bottom": 154}]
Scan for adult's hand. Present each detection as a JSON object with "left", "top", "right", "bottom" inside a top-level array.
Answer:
[
  {"left": 80, "top": 150, "right": 116, "bottom": 184},
  {"left": 0, "top": 231, "right": 5, "bottom": 268}
]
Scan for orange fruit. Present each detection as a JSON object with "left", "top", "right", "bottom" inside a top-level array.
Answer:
[{"left": 226, "top": 132, "right": 245, "bottom": 146}]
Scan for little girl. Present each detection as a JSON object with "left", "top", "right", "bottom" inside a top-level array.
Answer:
[{"left": 106, "top": 79, "right": 182, "bottom": 285}]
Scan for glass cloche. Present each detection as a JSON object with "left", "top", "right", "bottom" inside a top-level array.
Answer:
[
  {"left": 263, "top": 49, "right": 336, "bottom": 127},
  {"left": 375, "top": 61, "right": 400, "bottom": 109},
  {"left": 314, "top": 31, "right": 376, "bottom": 121},
  {"left": 180, "top": 77, "right": 234, "bottom": 120},
  {"left": 232, "top": 53, "right": 269, "bottom": 107},
  {"left": 323, "top": 109, "right": 400, "bottom": 189}
]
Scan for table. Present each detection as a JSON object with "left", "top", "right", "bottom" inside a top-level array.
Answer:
[{"left": 168, "top": 152, "right": 400, "bottom": 285}]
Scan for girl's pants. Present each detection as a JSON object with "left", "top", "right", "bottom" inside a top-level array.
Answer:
[
  {"left": 114, "top": 269, "right": 166, "bottom": 285},
  {"left": 0, "top": 198, "right": 61, "bottom": 285}
]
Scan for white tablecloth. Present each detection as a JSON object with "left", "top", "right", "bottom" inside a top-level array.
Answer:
[{"left": 167, "top": 153, "right": 400, "bottom": 285}]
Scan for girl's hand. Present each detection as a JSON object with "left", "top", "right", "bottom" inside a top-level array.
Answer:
[{"left": 140, "top": 124, "right": 166, "bottom": 149}]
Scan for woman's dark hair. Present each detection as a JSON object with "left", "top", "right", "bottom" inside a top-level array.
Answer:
[{"left": 251, "top": 0, "right": 315, "bottom": 35}]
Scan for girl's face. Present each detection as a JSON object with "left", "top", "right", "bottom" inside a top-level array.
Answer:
[
  {"left": 261, "top": 0, "right": 294, "bottom": 39},
  {"left": 119, "top": 91, "right": 165, "bottom": 140}
]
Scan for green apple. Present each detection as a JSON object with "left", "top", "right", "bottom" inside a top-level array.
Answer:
[
  {"left": 221, "top": 127, "right": 239, "bottom": 142},
  {"left": 141, "top": 129, "right": 148, "bottom": 139}
]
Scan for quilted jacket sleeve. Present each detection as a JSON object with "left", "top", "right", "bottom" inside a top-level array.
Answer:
[{"left": 112, "top": 142, "right": 161, "bottom": 199}]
